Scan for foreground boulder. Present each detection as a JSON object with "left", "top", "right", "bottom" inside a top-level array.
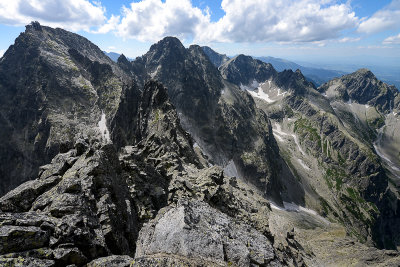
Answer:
[{"left": 134, "top": 199, "right": 280, "bottom": 267}]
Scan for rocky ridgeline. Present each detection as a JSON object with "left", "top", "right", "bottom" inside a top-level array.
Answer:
[{"left": 0, "top": 81, "right": 307, "bottom": 266}]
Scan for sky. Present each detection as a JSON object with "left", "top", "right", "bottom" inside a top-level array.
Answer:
[{"left": 0, "top": 0, "right": 399, "bottom": 70}]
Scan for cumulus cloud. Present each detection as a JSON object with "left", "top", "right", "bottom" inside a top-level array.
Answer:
[
  {"left": 93, "top": 15, "right": 120, "bottom": 34},
  {"left": 0, "top": 0, "right": 107, "bottom": 31},
  {"left": 358, "top": 0, "right": 400, "bottom": 34},
  {"left": 383, "top": 33, "right": 400, "bottom": 44},
  {"left": 0, "top": 0, "right": 360, "bottom": 44},
  {"left": 0, "top": 49, "right": 5, "bottom": 58},
  {"left": 198, "top": 0, "right": 358, "bottom": 43},
  {"left": 117, "top": 0, "right": 210, "bottom": 42},
  {"left": 116, "top": 0, "right": 358, "bottom": 43}
]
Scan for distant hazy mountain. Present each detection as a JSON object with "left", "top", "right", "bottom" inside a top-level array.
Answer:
[
  {"left": 104, "top": 51, "right": 133, "bottom": 62},
  {"left": 257, "top": 56, "right": 346, "bottom": 86}
]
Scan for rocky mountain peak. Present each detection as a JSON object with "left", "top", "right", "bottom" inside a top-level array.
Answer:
[
  {"left": 117, "top": 54, "right": 130, "bottom": 65},
  {"left": 220, "top": 54, "right": 277, "bottom": 86},
  {"left": 147, "top": 36, "right": 186, "bottom": 56},
  {"left": 26, "top": 21, "right": 42, "bottom": 32},
  {"left": 319, "top": 68, "right": 399, "bottom": 113},
  {"left": 354, "top": 68, "right": 375, "bottom": 77}
]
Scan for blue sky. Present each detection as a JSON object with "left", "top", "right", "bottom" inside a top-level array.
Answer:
[{"left": 0, "top": 0, "right": 399, "bottom": 69}]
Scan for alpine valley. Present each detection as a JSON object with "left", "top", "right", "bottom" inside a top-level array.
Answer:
[{"left": 0, "top": 22, "right": 400, "bottom": 267}]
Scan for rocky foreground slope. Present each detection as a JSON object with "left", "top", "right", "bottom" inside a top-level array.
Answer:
[{"left": 1, "top": 23, "right": 400, "bottom": 266}]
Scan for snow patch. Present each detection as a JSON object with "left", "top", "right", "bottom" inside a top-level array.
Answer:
[
  {"left": 248, "top": 87, "right": 275, "bottom": 103},
  {"left": 240, "top": 79, "right": 259, "bottom": 91},
  {"left": 270, "top": 201, "right": 323, "bottom": 219},
  {"left": 272, "top": 123, "right": 289, "bottom": 142},
  {"left": 270, "top": 202, "right": 284, "bottom": 211},
  {"left": 374, "top": 144, "right": 400, "bottom": 172},
  {"left": 150, "top": 65, "right": 161, "bottom": 78},
  {"left": 374, "top": 128, "right": 400, "bottom": 176},
  {"left": 224, "top": 160, "right": 239, "bottom": 178},
  {"left": 277, "top": 88, "right": 283, "bottom": 96},
  {"left": 297, "top": 158, "right": 310, "bottom": 171},
  {"left": 98, "top": 112, "right": 111, "bottom": 143},
  {"left": 273, "top": 133, "right": 284, "bottom": 142},
  {"left": 273, "top": 123, "right": 289, "bottom": 136},
  {"left": 291, "top": 134, "right": 306, "bottom": 156}
]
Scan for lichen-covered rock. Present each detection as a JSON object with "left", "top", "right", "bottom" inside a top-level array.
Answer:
[
  {"left": 0, "top": 225, "right": 50, "bottom": 254},
  {"left": 0, "top": 140, "right": 138, "bottom": 265},
  {"left": 134, "top": 199, "right": 280, "bottom": 267},
  {"left": 86, "top": 255, "right": 134, "bottom": 267},
  {"left": 0, "top": 257, "right": 55, "bottom": 267}
]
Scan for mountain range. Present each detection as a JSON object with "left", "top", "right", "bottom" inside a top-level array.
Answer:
[{"left": 0, "top": 22, "right": 400, "bottom": 266}]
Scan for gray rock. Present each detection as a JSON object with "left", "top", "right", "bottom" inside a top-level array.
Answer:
[
  {"left": 86, "top": 255, "right": 134, "bottom": 267},
  {"left": 135, "top": 199, "right": 279, "bottom": 266},
  {"left": 0, "top": 225, "right": 50, "bottom": 254},
  {"left": 0, "top": 257, "right": 55, "bottom": 267}
]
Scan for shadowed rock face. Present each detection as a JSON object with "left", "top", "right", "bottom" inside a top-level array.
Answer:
[
  {"left": 201, "top": 46, "right": 230, "bottom": 67},
  {"left": 0, "top": 22, "right": 133, "bottom": 196}
]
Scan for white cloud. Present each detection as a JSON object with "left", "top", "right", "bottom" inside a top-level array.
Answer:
[
  {"left": 338, "top": 37, "right": 361, "bottom": 43},
  {"left": 358, "top": 0, "right": 400, "bottom": 34},
  {"left": 116, "top": 0, "right": 358, "bottom": 43},
  {"left": 93, "top": 15, "right": 120, "bottom": 34},
  {"left": 0, "top": 49, "right": 5, "bottom": 57},
  {"left": 0, "top": 0, "right": 107, "bottom": 32},
  {"left": 383, "top": 33, "right": 400, "bottom": 44},
  {"left": 197, "top": 0, "right": 358, "bottom": 43},
  {"left": 117, "top": 0, "right": 210, "bottom": 42},
  {"left": 0, "top": 0, "right": 361, "bottom": 44}
]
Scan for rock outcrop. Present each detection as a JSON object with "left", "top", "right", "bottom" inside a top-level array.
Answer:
[{"left": 0, "top": 141, "right": 138, "bottom": 266}]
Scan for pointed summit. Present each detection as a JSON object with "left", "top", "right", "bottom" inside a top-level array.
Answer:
[
  {"left": 26, "top": 21, "right": 42, "bottom": 32},
  {"left": 148, "top": 36, "right": 186, "bottom": 55}
]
